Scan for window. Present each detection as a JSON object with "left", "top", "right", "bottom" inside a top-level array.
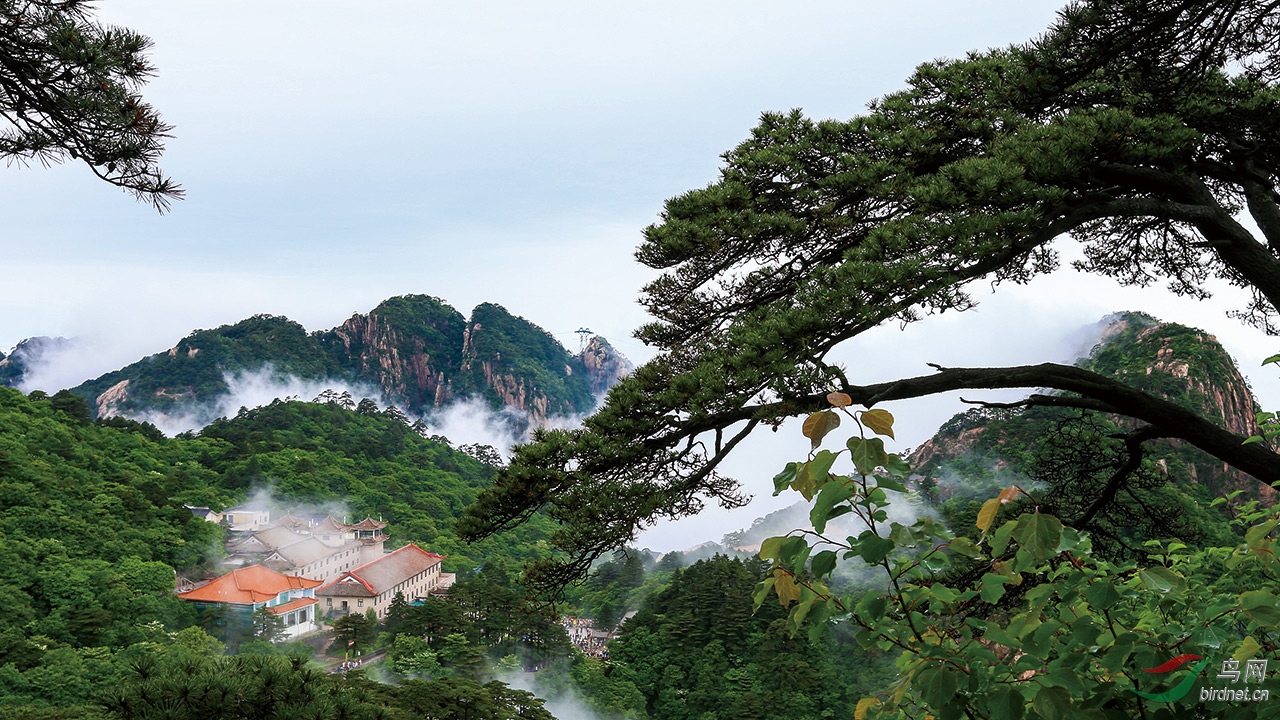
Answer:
[
  {"left": 326, "top": 598, "right": 332, "bottom": 606},
  {"left": 299, "top": 608, "right": 308, "bottom": 623},
  {"left": 357, "top": 599, "right": 363, "bottom": 607}
]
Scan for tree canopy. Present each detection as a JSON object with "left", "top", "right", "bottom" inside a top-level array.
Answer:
[
  {"left": 458, "top": 0, "right": 1280, "bottom": 594},
  {"left": 0, "top": 0, "right": 180, "bottom": 209}
]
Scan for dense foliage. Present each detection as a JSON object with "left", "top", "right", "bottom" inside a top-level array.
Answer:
[
  {"left": 97, "top": 637, "right": 557, "bottom": 720},
  {"left": 63, "top": 294, "right": 598, "bottom": 422},
  {"left": 598, "top": 555, "right": 895, "bottom": 720},
  {"left": 459, "top": 0, "right": 1280, "bottom": 594},
  {"left": 0, "top": 387, "right": 557, "bottom": 715},
  {"left": 759, "top": 404, "right": 1280, "bottom": 719}
]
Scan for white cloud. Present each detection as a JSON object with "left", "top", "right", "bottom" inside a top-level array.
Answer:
[{"left": 125, "top": 367, "right": 388, "bottom": 437}]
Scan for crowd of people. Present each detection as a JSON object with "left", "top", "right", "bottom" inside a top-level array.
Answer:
[
  {"left": 560, "top": 616, "right": 612, "bottom": 659},
  {"left": 335, "top": 657, "right": 365, "bottom": 673}
]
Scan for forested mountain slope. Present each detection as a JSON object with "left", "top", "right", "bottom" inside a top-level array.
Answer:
[
  {"left": 910, "top": 312, "right": 1263, "bottom": 555},
  {"left": 1, "top": 295, "right": 631, "bottom": 428},
  {"left": 0, "top": 386, "right": 558, "bottom": 711}
]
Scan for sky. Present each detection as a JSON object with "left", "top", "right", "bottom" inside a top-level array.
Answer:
[{"left": 3, "top": 1, "right": 1278, "bottom": 551}]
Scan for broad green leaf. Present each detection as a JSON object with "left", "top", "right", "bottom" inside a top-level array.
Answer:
[
  {"left": 759, "top": 536, "right": 785, "bottom": 561},
  {"left": 1100, "top": 635, "right": 1135, "bottom": 673},
  {"left": 791, "top": 598, "right": 814, "bottom": 627},
  {"left": 876, "top": 474, "right": 908, "bottom": 493},
  {"left": 929, "top": 583, "right": 959, "bottom": 604},
  {"left": 752, "top": 577, "right": 775, "bottom": 607},
  {"left": 811, "top": 476, "right": 854, "bottom": 534},
  {"left": 976, "top": 497, "right": 1001, "bottom": 532},
  {"left": 809, "top": 449, "right": 838, "bottom": 479},
  {"left": 915, "top": 665, "right": 959, "bottom": 710},
  {"left": 884, "top": 453, "right": 912, "bottom": 478},
  {"left": 861, "top": 408, "right": 895, "bottom": 439},
  {"left": 990, "top": 520, "right": 1017, "bottom": 556},
  {"left": 1012, "top": 513, "right": 1063, "bottom": 562},
  {"left": 1137, "top": 566, "right": 1184, "bottom": 594},
  {"left": 1084, "top": 581, "right": 1120, "bottom": 610},
  {"left": 857, "top": 530, "right": 895, "bottom": 565},
  {"left": 810, "top": 550, "right": 838, "bottom": 579},
  {"left": 780, "top": 535, "right": 810, "bottom": 569},
  {"left": 1240, "top": 589, "right": 1277, "bottom": 609},
  {"left": 985, "top": 687, "right": 1024, "bottom": 720},
  {"left": 848, "top": 437, "right": 888, "bottom": 475},
  {"left": 1056, "top": 527, "right": 1081, "bottom": 553},
  {"left": 795, "top": 450, "right": 839, "bottom": 500},
  {"left": 856, "top": 593, "right": 887, "bottom": 621},
  {"left": 802, "top": 410, "right": 840, "bottom": 448},
  {"left": 854, "top": 697, "right": 880, "bottom": 720},
  {"left": 948, "top": 536, "right": 983, "bottom": 558},
  {"left": 772, "top": 462, "right": 798, "bottom": 496},
  {"left": 807, "top": 602, "right": 834, "bottom": 643},
  {"left": 1244, "top": 603, "right": 1280, "bottom": 628},
  {"left": 1031, "top": 685, "right": 1071, "bottom": 720},
  {"left": 1234, "top": 636, "right": 1263, "bottom": 662},
  {"left": 981, "top": 573, "right": 1013, "bottom": 603},
  {"left": 1245, "top": 518, "right": 1279, "bottom": 546}
]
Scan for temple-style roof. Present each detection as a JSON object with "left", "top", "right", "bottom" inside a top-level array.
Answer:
[
  {"left": 317, "top": 544, "right": 443, "bottom": 598},
  {"left": 347, "top": 516, "right": 387, "bottom": 531},
  {"left": 310, "top": 515, "right": 347, "bottom": 535},
  {"left": 177, "top": 565, "right": 321, "bottom": 605},
  {"left": 273, "top": 513, "right": 311, "bottom": 531}
]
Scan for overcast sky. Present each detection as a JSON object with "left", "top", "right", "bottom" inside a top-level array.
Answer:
[{"left": 3, "top": 1, "right": 1277, "bottom": 550}]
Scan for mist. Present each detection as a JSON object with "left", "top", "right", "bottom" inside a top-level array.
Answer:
[
  {"left": 500, "top": 671, "right": 605, "bottom": 720},
  {"left": 121, "top": 367, "right": 390, "bottom": 437},
  {"left": 233, "top": 484, "right": 354, "bottom": 524}
]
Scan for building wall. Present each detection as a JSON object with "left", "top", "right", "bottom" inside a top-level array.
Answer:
[
  {"left": 295, "top": 540, "right": 371, "bottom": 582},
  {"left": 320, "top": 561, "right": 448, "bottom": 619}
]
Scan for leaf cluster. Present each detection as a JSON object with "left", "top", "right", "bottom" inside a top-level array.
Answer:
[{"left": 0, "top": 0, "right": 181, "bottom": 208}]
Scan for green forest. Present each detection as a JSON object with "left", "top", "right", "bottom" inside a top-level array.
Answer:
[
  {"left": 9, "top": 0, "right": 1280, "bottom": 718},
  {"left": 64, "top": 294, "right": 599, "bottom": 423}
]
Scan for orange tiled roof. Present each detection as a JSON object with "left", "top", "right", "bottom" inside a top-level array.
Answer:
[
  {"left": 177, "top": 565, "right": 321, "bottom": 605},
  {"left": 269, "top": 596, "right": 319, "bottom": 615}
]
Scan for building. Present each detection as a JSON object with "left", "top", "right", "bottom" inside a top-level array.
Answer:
[
  {"left": 176, "top": 564, "right": 322, "bottom": 640},
  {"left": 316, "top": 543, "right": 454, "bottom": 620},
  {"left": 221, "top": 514, "right": 388, "bottom": 582},
  {"left": 219, "top": 503, "right": 272, "bottom": 533},
  {"left": 184, "top": 505, "right": 224, "bottom": 524}
]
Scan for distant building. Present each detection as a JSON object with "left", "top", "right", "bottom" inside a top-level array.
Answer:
[
  {"left": 184, "top": 505, "right": 223, "bottom": 524},
  {"left": 317, "top": 543, "right": 454, "bottom": 619},
  {"left": 176, "top": 564, "right": 322, "bottom": 640},
  {"left": 219, "top": 503, "right": 272, "bottom": 533},
  {"left": 221, "top": 514, "right": 388, "bottom": 582}
]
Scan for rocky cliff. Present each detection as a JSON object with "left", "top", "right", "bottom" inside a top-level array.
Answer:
[
  {"left": 580, "top": 335, "right": 635, "bottom": 397},
  {"left": 0, "top": 336, "right": 73, "bottom": 388},
  {"left": 321, "top": 295, "right": 467, "bottom": 411},
  {"left": 911, "top": 311, "right": 1269, "bottom": 506},
  {"left": 460, "top": 303, "right": 595, "bottom": 424},
  {"left": 50, "top": 295, "right": 631, "bottom": 431}
]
